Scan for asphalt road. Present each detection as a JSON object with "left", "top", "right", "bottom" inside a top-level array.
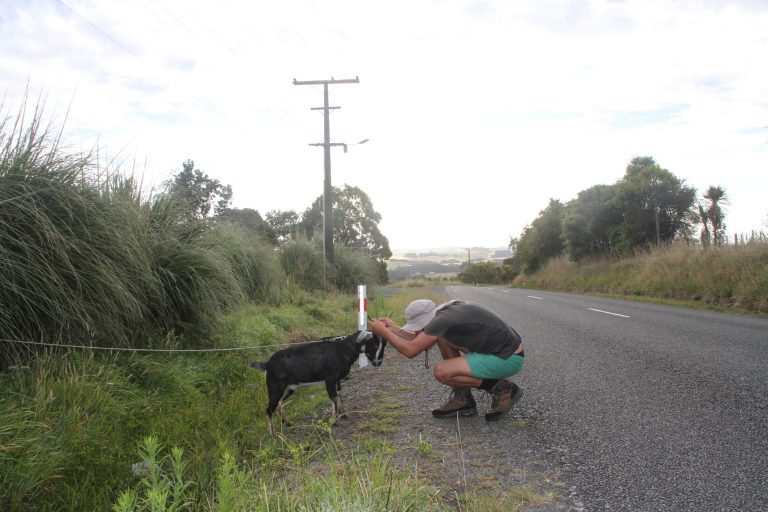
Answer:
[{"left": 442, "top": 286, "right": 768, "bottom": 512}]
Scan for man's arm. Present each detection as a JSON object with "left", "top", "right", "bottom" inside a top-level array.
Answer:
[{"left": 370, "top": 318, "right": 437, "bottom": 359}]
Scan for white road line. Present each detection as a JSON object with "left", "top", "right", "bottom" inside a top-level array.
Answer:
[
  {"left": 528, "top": 295, "right": 544, "bottom": 300},
  {"left": 588, "top": 308, "right": 630, "bottom": 318}
]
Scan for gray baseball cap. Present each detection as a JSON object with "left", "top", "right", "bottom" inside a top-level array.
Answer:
[{"left": 402, "top": 299, "right": 437, "bottom": 332}]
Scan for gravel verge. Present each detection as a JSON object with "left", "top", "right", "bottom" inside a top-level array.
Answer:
[{"left": 329, "top": 347, "right": 580, "bottom": 511}]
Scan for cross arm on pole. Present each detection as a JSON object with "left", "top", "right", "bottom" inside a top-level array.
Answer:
[{"left": 293, "top": 77, "right": 360, "bottom": 86}]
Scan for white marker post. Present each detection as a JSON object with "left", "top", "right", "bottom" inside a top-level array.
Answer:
[{"left": 357, "top": 284, "right": 368, "bottom": 368}]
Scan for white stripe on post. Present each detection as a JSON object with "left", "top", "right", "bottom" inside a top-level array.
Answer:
[{"left": 357, "top": 284, "right": 367, "bottom": 331}]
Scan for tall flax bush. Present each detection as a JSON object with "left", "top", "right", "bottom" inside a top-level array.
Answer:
[
  {"left": 146, "top": 198, "right": 245, "bottom": 342},
  {"left": 279, "top": 238, "right": 327, "bottom": 291},
  {"left": 333, "top": 244, "right": 382, "bottom": 292},
  {"left": 0, "top": 107, "right": 152, "bottom": 356},
  {"left": 208, "top": 221, "right": 284, "bottom": 304},
  {"left": 0, "top": 104, "right": 283, "bottom": 361},
  {"left": 278, "top": 240, "right": 384, "bottom": 293}
]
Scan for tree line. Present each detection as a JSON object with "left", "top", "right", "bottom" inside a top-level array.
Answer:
[
  {"left": 167, "top": 159, "right": 392, "bottom": 282},
  {"left": 509, "top": 156, "right": 730, "bottom": 273}
]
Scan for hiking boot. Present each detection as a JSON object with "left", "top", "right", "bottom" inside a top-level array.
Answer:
[
  {"left": 485, "top": 380, "right": 523, "bottom": 421},
  {"left": 431, "top": 388, "right": 477, "bottom": 418}
]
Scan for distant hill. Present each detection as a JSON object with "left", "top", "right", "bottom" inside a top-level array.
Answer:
[
  {"left": 391, "top": 247, "right": 512, "bottom": 261},
  {"left": 388, "top": 247, "right": 513, "bottom": 281}
]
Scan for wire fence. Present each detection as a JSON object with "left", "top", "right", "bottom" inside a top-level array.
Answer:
[{"left": 0, "top": 337, "right": 302, "bottom": 354}]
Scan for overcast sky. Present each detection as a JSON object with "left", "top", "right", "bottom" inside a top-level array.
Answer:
[{"left": 2, "top": 0, "right": 766, "bottom": 250}]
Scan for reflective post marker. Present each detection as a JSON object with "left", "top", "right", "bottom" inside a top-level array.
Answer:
[{"left": 357, "top": 284, "right": 368, "bottom": 368}]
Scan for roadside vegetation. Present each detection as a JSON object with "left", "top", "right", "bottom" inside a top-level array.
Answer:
[
  {"left": 1, "top": 99, "right": 540, "bottom": 512},
  {"left": 2, "top": 293, "right": 458, "bottom": 511},
  {"left": 452, "top": 156, "right": 767, "bottom": 316},
  {"left": 514, "top": 242, "right": 768, "bottom": 315},
  {"left": 0, "top": 103, "right": 417, "bottom": 511}
]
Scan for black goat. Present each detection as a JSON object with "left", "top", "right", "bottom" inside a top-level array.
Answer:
[{"left": 250, "top": 331, "right": 387, "bottom": 436}]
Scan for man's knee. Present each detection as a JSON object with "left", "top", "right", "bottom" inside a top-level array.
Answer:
[{"left": 433, "top": 362, "right": 450, "bottom": 383}]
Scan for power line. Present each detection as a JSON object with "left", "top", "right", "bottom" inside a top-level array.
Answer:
[
  {"left": 141, "top": 0, "right": 311, "bottom": 131},
  {"left": 55, "top": 0, "right": 141, "bottom": 60}
]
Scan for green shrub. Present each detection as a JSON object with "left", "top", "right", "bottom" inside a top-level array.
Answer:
[
  {"left": 278, "top": 239, "right": 327, "bottom": 291},
  {"left": 0, "top": 109, "right": 146, "bottom": 355},
  {"left": 0, "top": 104, "right": 291, "bottom": 359},
  {"left": 332, "top": 245, "right": 382, "bottom": 292},
  {"left": 207, "top": 222, "right": 284, "bottom": 304}
]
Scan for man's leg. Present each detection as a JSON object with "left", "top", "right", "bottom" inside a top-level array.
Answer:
[
  {"left": 431, "top": 340, "right": 479, "bottom": 417},
  {"left": 462, "top": 352, "right": 524, "bottom": 422},
  {"left": 484, "top": 379, "right": 523, "bottom": 421},
  {"left": 432, "top": 356, "right": 481, "bottom": 388}
]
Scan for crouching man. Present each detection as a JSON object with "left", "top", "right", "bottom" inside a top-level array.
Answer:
[{"left": 369, "top": 299, "right": 525, "bottom": 421}]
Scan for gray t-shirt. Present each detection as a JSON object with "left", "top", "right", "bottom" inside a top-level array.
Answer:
[{"left": 423, "top": 300, "right": 522, "bottom": 359}]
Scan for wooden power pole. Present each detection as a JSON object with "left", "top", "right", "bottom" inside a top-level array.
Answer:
[{"left": 293, "top": 76, "right": 359, "bottom": 264}]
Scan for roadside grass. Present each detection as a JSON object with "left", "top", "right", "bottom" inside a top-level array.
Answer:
[
  {"left": 1, "top": 287, "right": 557, "bottom": 511},
  {"left": 381, "top": 289, "right": 448, "bottom": 325},
  {"left": 391, "top": 277, "right": 463, "bottom": 288},
  {"left": 0, "top": 292, "right": 457, "bottom": 511},
  {"left": 459, "top": 487, "right": 555, "bottom": 511},
  {"left": 514, "top": 242, "right": 768, "bottom": 316}
]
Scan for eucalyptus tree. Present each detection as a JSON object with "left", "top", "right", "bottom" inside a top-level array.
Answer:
[
  {"left": 165, "top": 160, "right": 232, "bottom": 220},
  {"left": 562, "top": 184, "right": 624, "bottom": 262},
  {"left": 300, "top": 184, "right": 392, "bottom": 262},
  {"left": 612, "top": 157, "right": 696, "bottom": 250},
  {"left": 514, "top": 199, "right": 566, "bottom": 271},
  {"left": 264, "top": 209, "right": 300, "bottom": 242}
]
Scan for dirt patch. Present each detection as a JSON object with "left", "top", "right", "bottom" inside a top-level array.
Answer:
[{"left": 324, "top": 349, "right": 576, "bottom": 511}]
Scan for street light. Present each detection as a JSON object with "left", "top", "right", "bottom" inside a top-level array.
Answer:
[
  {"left": 342, "top": 138, "right": 370, "bottom": 153},
  {"left": 309, "top": 138, "right": 369, "bottom": 153}
]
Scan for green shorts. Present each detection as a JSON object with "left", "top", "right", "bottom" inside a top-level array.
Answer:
[{"left": 465, "top": 352, "right": 525, "bottom": 379}]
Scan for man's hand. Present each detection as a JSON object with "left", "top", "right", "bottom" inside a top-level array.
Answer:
[
  {"left": 378, "top": 317, "right": 397, "bottom": 329},
  {"left": 369, "top": 317, "right": 388, "bottom": 338}
]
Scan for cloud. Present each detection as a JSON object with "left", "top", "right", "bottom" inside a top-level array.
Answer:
[{"left": 1, "top": 0, "right": 766, "bottom": 249}]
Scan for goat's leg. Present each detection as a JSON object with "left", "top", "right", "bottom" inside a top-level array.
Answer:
[
  {"left": 266, "top": 409, "right": 275, "bottom": 437},
  {"left": 265, "top": 402, "right": 277, "bottom": 437},
  {"left": 266, "top": 380, "right": 290, "bottom": 436},
  {"left": 335, "top": 381, "right": 346, "bottom": 418},
  {"left": 325, "top": 380, "right": 345, "bottom": 418},
  {"left": 278, "top": 386, "right": 295, "bottom": 427}
]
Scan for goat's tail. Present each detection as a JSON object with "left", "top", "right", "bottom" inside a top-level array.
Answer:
[{"left": 250, "top": 361, "right": 267, "bottom": 371}]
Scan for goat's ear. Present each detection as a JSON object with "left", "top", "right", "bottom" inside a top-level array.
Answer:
[{"left": 354, "top": 330, "right": 371, "bottom": 345}]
